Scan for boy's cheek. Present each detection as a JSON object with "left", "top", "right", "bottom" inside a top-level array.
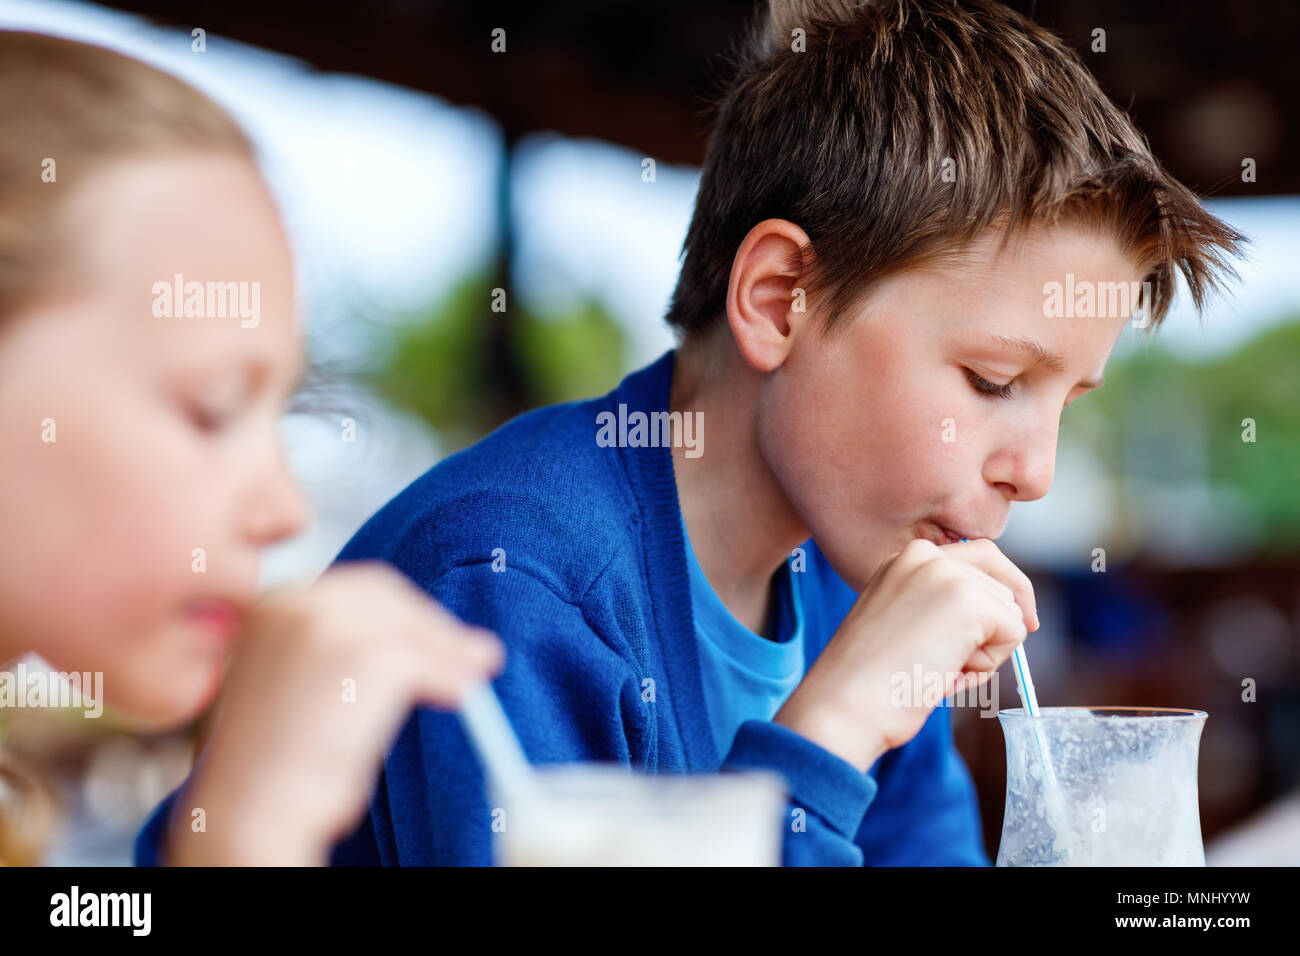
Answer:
[{"left": 855, "top": 390, "right": 959, "bottom": 483}]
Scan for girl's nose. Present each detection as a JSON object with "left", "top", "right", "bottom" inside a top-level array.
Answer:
[{"left": 243, "top": 454, "right": 311, "bottom": 545}]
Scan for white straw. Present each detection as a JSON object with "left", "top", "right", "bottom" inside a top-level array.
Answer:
[{"left": 458, "top": 682, "right": 538, "bottom": 802}]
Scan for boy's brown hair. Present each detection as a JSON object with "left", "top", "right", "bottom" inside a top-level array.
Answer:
[{"left": 665, "top": 0, "right": 1246, "bottom": 340}]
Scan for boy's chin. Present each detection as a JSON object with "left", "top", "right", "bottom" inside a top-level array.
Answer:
[
  {"left": 818, "top": 527, "right": 927, "bottom": 592},
  {"left": 814, "top": 538, "right": 892, "bottom": 593}
]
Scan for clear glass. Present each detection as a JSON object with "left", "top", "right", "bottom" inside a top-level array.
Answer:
[
  {"left": 491, "top": 764, "right": 786, "bottom": 866},
  {"left": 996, "top": 707, "right": 1208, "bottom": 866}
]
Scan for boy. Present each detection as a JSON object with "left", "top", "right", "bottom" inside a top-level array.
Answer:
[{"left": 139, "top": 0, "right": 1244, "bottom": 866}]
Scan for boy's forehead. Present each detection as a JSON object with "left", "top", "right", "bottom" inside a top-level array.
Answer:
[
  {"left": 877, "top": 224, "right": 1145, "bottom": 322},
  {"left": 929, "top": 222, "right": 1137, "bottom": 282}
]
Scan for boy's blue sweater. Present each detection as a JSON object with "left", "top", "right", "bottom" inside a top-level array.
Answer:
[{"left": 135, "top": 350, "right": 990, "bottom": 866}]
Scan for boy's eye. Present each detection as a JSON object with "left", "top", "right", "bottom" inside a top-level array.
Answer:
[{"left": 963, "top": 367, "right": 1015, "bottom": 399}]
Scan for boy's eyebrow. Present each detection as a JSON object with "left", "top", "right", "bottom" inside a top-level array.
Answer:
[{"left": 980, "top": 332, "right": 1104, "bottom": 389}]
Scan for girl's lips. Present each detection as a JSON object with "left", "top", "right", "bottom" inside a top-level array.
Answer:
[{"left": 185, "top": 599, "right": 246, "bottom": 643}]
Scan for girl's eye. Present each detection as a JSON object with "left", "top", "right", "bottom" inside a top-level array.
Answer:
[
  {"left": 185, "top": 402, "right": 235, "bottom": 433},
  {"left": 964, "top": 368, "right": 1015, "bottom": 399}
]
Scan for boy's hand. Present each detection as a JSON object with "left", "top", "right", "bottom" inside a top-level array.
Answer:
[
  {"left": 775, "top": 537, "right": 1036, "bottom": 773},
  {"left": 164, "top": 563, "right": 504, "bottom": 866}
]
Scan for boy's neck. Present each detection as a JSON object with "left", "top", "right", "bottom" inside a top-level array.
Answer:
[{"left": 669, "top": 336, "right": 810, "bottom": 635}]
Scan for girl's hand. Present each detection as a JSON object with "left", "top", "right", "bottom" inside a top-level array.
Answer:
[{"left": 165, "top": 563, "right": 503, "bottom": 865}]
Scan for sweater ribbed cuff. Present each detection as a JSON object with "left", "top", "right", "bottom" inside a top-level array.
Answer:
[{"left": 722, "top": 719, "right": 877, "bottom": 839}]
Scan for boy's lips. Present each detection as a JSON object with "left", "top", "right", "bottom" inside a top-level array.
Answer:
[{"left": 920, "top": 519, "right": 974, "bottom": 545}]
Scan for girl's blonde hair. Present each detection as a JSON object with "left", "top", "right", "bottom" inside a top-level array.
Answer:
[
  {"left": 0, "top": 30, "right": 256, "bottom": 318},
  {"left": 0, "top": 30, "right": 257, "bottom": 864},
  {"left": 0, "top": 744, "right": 59, "bottom": 866}
]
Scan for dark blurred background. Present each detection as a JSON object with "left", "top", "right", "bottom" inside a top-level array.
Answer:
[{"left": 1, "top": 0, "right": 1296, "bottom": 864}]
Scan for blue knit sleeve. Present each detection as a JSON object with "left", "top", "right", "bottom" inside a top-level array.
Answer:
[
  {"left": 363, "top": 560, "right": 652, "bottom": 865},
  {"left": 722, "top": 719, "right": 879, "bottom": 865}
]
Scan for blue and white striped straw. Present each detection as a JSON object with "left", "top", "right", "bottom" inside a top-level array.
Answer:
[{"left": 961, "top": 539, "right": 1070, "bottom": 860}]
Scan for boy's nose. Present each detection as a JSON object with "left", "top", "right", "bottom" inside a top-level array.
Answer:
[{"left": 987, "top": 423, "right": 1058, "bottom": 503}]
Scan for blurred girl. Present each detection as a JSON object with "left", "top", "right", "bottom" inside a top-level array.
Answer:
[{"left": 0, "top": 31, "right": 502, "bottom": 864}]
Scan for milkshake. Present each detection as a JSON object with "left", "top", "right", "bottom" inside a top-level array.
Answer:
[{"left": 492, "top": 764, "right": 786, "bottom": 866}]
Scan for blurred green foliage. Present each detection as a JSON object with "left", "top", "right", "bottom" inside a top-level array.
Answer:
[
  {"left": 364, "top": 274, "right": 627, "bottom": 451},
  {"left": 1068, "top": 316, "right": 1300, "bottom": 552}
]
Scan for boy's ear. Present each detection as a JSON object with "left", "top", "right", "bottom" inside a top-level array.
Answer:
[{"left": 725, "top": 218, "right": 813, "bottom": 372}]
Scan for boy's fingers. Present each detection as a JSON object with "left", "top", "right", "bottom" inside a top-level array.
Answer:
[
  {"left": 961, "top": 644, "right": 998, "bottom": 674},
  {"left": 944, "top": 538, "right": 1039, "bottom": 629},
  {"left": 963, "top": 600, "right": 1025, "bottom": 674},
  {"left": 980, "top": 594, "right": 1030, "bottom": 659},
  {"left": 955, "top": 669, "right": 993, "bottom": 697},
  {"left": 955, "top": 562, "right": 1019, "bottom": 609}
]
